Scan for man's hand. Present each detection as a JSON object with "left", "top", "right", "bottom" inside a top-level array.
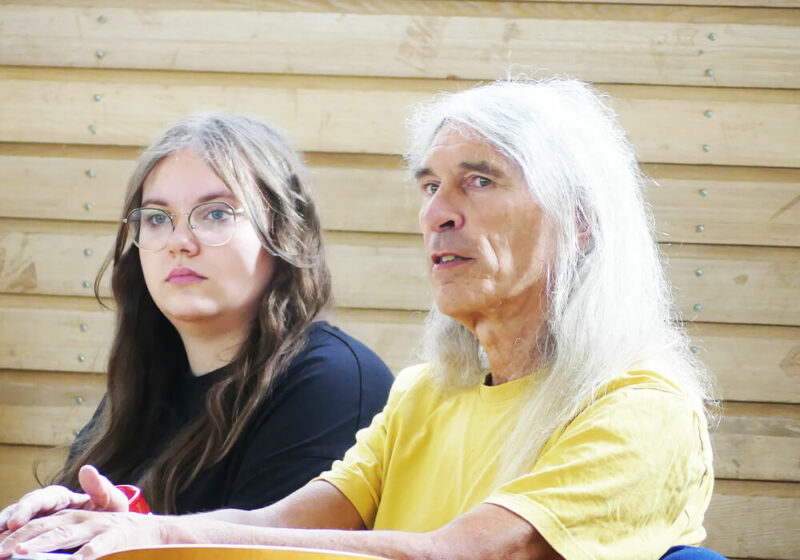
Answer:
[
  {"left": 0, "top": 466, "right": 129, "bottom": 534},
  {"left": 0, "top": 509, "right": 166, "bottom": 560}
]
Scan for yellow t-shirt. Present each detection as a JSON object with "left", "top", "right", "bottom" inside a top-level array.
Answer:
[{"left": 318, "top": 363, "right": 713, "bottom": 560}]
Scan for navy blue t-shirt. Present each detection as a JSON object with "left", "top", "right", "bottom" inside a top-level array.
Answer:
[{"left": 73, "top": 321, "right": 394, "bottom": 513}]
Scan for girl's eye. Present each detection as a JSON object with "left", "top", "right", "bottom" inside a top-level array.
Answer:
[
  {"left": 198, "top": 205, "right": 234, "bottom": 223},
  {"left": 148, "top": 212, "right": 168, "bottom": 225}
]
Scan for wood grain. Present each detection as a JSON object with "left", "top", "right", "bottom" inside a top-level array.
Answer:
[
  {"left": 2, "top": 301, "right": 798, "bottom": 403},
  {"left": 0, "top": 450, "right": 797, "bottom": 558},
  {"left": 1, "top": 2, "right": 797, "bottom": 88},
  {"left": 2, "top": 152, "right": 798, "bottom": 247},
  {"left": 688, "top": 323, "right": 800, "bottom": 404},
  {"left": 1, "top": 224, "right": 797, "bottom": 325},
  {"left": 0, "top": 370, "right": 105, "bottom": 446},
  {"left": 713, "top": 402, "right": 800, "bottom": 482},
  {"left": 705, "top": 480, "right": 800, "bottom": 559},
  {"left": 1, "top": 68, "right": 799, "bottom": 167},
  {"left": 2, "top": 366, "right": 796, "bottom": 483},
  {"left": 0, "top": 444, "right": 65, "bottom": 506},
  {"left": 664, "top": 244, "right": 800, "bottom": 327}
]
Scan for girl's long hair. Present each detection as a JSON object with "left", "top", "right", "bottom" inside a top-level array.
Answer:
[
  {"left": 405, "top": 78, "right": 717, "bottom": 483},
  {"left": 55, "top": 114, "right": 331, "bottom": 512}
]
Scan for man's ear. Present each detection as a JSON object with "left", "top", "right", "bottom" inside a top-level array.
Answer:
[{"left": 576, "top": 206, "right": 592, "bottom": 251}]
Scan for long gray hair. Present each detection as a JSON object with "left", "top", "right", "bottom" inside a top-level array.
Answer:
[{"left": 405, "top": 78, "right": 716, "bottom": 482}]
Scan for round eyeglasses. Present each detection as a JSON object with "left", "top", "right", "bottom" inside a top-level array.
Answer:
[{"left": 123, "top": 201, "right": 246, "bottom": 252}]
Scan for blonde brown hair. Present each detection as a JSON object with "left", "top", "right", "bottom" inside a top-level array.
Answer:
[{"left": 57, "top": 114, "right": 331, "bottom": 512}]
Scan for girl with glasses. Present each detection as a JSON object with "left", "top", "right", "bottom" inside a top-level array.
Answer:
[{"left": 0, "top": 114, "right": 394, "bottom": 522}]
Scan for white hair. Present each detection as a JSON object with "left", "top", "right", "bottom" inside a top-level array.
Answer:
[{"left": 405, "top": 77, "right": 717, "bottom": 483}]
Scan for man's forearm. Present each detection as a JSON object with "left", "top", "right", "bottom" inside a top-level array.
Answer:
[
  {"left": 166, "top": 520, "right": 433, "bottom": 560},
  {"left": 186, "top": 481, "right": 365, "bottom": 531},
  {"left": 167, "top": 503, "right": 559, "bottom": 560},
  {"left": 187, "top": 508, "right": 274, "bottom": 527}
]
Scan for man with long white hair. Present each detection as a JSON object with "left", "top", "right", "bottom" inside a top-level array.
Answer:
[{"left": 1, "top": 78, "right": 723, "bottom": 560}]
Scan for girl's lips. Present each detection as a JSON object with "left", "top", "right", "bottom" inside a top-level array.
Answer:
[
  {"left": 166, "top": 267, "right": 206, "bottom": 284},
  {"left": 167, "top": 274, "right": 205, "bottom": 285}
]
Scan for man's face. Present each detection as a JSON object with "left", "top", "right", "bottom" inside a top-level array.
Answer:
[{"left": 416, "top": 125, "right": 557, "bottom": 331}]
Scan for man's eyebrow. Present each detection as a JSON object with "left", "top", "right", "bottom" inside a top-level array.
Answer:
[
  {"left": 141, "top": 191, "right": 234, "bottom": 207},
  {"left": 414, "top": 167, "right": 432, "bottom": 180},
  {"left": 414, "top": 161, "right": 505, "bottom": 180},
  {"left": 460, "top": 161, "right": 505, "bottom": 177}
]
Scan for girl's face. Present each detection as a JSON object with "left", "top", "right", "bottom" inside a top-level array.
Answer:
[{"left": 138, "top": 148, "right": 275, "bottom": 334}]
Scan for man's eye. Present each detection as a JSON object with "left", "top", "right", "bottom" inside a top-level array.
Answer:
[
  {"left": 469, "top": 176, "right": 492, "bottom": 188},
  {"left": 422, "top": 183, "right": 439, "bottom": 195}
]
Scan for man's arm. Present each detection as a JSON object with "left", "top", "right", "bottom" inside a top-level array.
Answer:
[
  {"left": 0, "top": 481, "right": 561, "bottom": 560},
  {"left": 192, "top": 480, "right": 365, "bottom": 530},
  {"left": 165, "top": 492, "right": 559, "bottom": 560}
]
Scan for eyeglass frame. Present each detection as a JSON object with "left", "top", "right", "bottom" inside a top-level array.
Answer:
[{"left": 122, "top": 200, "right": 247, "bottom": 252}]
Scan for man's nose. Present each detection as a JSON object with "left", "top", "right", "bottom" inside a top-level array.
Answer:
[{"left": 419, "top": 185, "right": 465, "bottom": 232}]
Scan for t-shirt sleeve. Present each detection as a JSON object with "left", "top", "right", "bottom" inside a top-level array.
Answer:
[
  {"left": 486, "top": 387, "right": 712, "bottom": 560},
  {"left": 316, "top": 365, "right": 424, "bottom": 528},
  {"left": 224, "top": 331, "right": 394, "bottom": 510}
]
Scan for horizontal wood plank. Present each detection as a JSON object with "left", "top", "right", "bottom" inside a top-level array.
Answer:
[
  {"left": 0, "top": 371, "right": 105, "bottom": 446},
  {"left": 689, "top": 323, "right": 800, "bottom": 404},
  {"left": 664, "top": 244, "right": 800, "bottom": 327},
  {"left": 645, "top": 164, "right": 800, "bottom": 248},
  {"left": 332, "top": 308, "right": 424, "bottom": 375},
  {"left": 2, "top": 366, "right": 796, "bottom": 483},
  {"left": 0, "top": 305, "right": 114, "bottom": 373},
  {"left": 2, "top": 152, "right": 798, "bottom": 247},
  {"left": 0, "top": 226, "right": 116, "bottom": 297},
  {"left": 0, "top": 153, "right": 133, "bottom": 223},
  {"left": 1, "top": 68, "right": 798, "bottom": 167},
  {"left": 1, "top": 223, "right": 797, "bottom": 325},
  {"left": 0, "top": 444, "right": 65, "bottom": 506},
  {"left": 531, "top": 0, "right": 798, "bottom": 6},
  {"left": 1, "top": 298, "right": 797, "bottom": 400},
  {"left": 0, "top": 449, "right": 797, "bottom": 558},
  {"left": 338, "top": 309, "right": 800, "bottom": 404},
  {"left": 713, "top": 402, "right": 800, "bottom": 482},
  {"left": 1, "top": 3, "right": 797, "bottom": 88},
  {"left": 705, "top": 480, "right": 800, "bottom": 559},
  {"left": 4, "top": 0, "right": 799, "bottom": 15}
]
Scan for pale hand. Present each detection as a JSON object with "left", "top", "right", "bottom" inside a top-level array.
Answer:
[
  {"left": 0, "top": 509, "right": 168, "bottom": 560},
  {"left": 0, "top": 466, "right": 129, "bottom": 535}
]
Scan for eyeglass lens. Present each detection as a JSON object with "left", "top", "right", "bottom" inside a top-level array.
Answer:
[{"left": 126, "top": 201, "right": 238, "bottom": 250}]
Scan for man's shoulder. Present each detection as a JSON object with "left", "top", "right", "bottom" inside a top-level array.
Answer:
[
  {"left": 585, "top": 362, "right": 702, "bottom": 428},
  {"left": 600, "top": 360, "right": 684, "bottom": 399},
  {"left": 392, "top": 362, "right": 437, "bottom": 393},
  {"left": 384, "top": 362, "right": 450, "bottom": 410}
]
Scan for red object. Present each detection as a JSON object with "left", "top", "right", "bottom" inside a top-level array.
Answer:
[{"left": 115, "top": 484, "right": 151, "bottom": 514}]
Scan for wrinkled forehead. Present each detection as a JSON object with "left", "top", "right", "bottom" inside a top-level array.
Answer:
[
  {"left": 426, "top": 121, "right": 496, "bottom": 153},
  {"left": 416, "top": 121, "right": 525, "bottom": 181}
]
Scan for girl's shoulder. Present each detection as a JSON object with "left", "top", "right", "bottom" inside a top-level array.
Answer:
[{"left": 279, "top": 320, "right": 394, "bottom": 393}]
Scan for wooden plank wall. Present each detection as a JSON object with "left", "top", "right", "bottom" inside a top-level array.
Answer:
[{"left": 0, "top": 1, "right": 798, "bottom": 557}]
